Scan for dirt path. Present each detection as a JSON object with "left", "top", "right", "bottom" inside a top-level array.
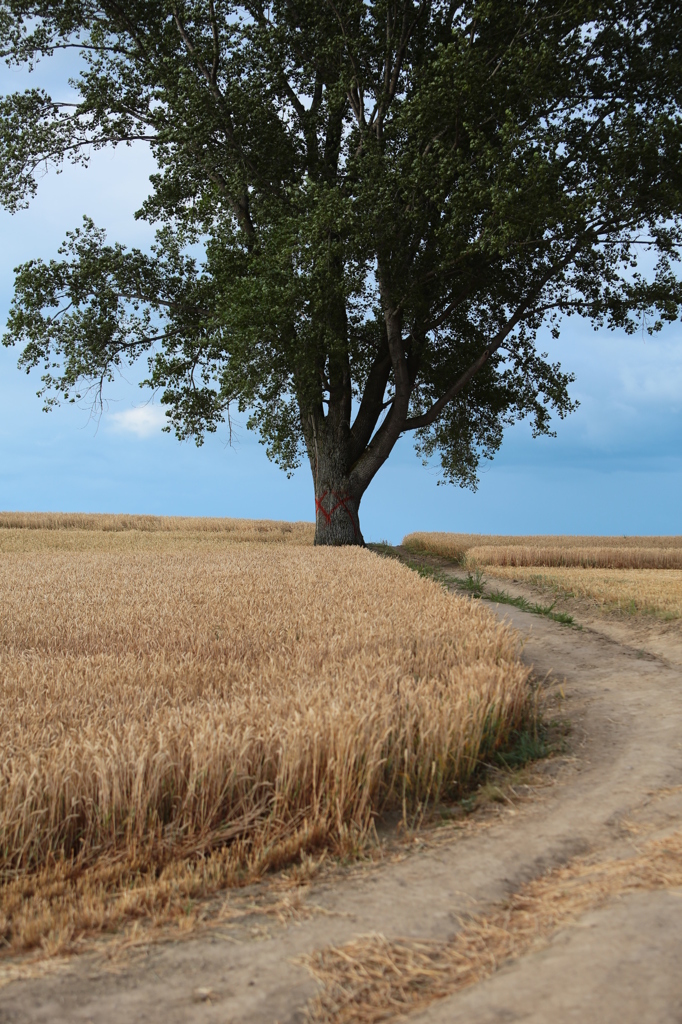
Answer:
[
  {"left": 471, "top": 562, "right": 682, "bottom": 669},
  {"left": 1, "top": 595, "right": 681, "bottom": 1024}
]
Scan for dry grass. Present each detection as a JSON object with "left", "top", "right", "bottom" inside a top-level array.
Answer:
[
  {"left": 481, "top": 566, "right": 682, "bottom": 619},
  {"left": 402, "top": 533, "right": 682, "bottom": 569},
  {"left": 0, "top": 512, "right": 314, "bottom": 552},
  {"left": 0, "top": 537, "right": 530, "bottom": 955},
  {"left": 301, "top": 828, "right": 682, "bottom": 1023}
]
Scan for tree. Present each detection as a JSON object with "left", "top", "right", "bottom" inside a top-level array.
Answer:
[{"left": 1, "top": 1, "right": 681, "bottom": 544}]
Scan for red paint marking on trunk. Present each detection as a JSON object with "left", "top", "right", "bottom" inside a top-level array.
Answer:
[
  {"left": 331, "top": 490, "right": 359, "bottom": 539},
  {"left": 315, "top": 490, "right": 358, "bottom": 539},
  {"left": 315, "top": 490, "right": 331, "bottom": 524}
]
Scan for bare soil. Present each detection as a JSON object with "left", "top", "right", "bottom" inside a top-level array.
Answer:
[{"left": 1, "top": 566, "right": 681, "bottom": 1024}]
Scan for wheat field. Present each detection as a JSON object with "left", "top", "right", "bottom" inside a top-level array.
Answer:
[
  {"left": 402, "top": 532, "right": 682, "bottom": 570},
  {"left": 0, "top": 511, "right": 315, "bottom": 552},
  {"left": 0, "top": 519, "right": 531, "bottom": 953},
  {"left": 482, "top": 566, "right": 682, "bottom": 619}
]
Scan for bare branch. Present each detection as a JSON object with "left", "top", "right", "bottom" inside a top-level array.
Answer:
[
  {"left": 373, "top": 0, "right": 426, "bottom": 137},
  {"left": 205, "top": 0, "right": 219, "bottom": 85},
  {"left": 324, "top": 0, "right": 367, "bottom": 128}
]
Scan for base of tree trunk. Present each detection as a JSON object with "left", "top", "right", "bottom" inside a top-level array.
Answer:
[{"left": 314, "top": 488, "right": 364, "bottom": 546}]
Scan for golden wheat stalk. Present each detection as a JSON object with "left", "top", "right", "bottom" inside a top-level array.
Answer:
[
  {"left": 403, "top": 532, "right": 682, "bottom": 569},
  {"left": 0, "top": 547, "right": 530, "bottom": 884}
]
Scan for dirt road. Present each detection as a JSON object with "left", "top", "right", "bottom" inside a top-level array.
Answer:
[{"left": 1, "top": 591, "right": 681, "bottom": 1024}]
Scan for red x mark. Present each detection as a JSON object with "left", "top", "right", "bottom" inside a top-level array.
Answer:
[{"left": 315, "top": 489, "right": 358, "bottom": 538}]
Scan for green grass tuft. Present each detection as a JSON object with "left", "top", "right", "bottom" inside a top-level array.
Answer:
[
  {"left": 485, "top": 589, "right": 577, "bottom": 626},
  {"left": 493, "top": 727, "right": 551, "bottom": 769}
]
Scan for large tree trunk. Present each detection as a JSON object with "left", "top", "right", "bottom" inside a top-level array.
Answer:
[
  {"left": 310, "top": 431, "right": 364, "bottom": 546},
  {"left": 302, "top": 300, "right": 409, "bottom": 546},
  {"left": 314, "top": 479, "right": 363, "bottom": 545}
]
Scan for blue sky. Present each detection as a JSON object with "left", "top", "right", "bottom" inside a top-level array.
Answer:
[{"left": 1, "top": 58, "right": 681, "bottom": 542}]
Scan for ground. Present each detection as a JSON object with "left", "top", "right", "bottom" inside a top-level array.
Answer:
[{"left": 1, "top": 564, "right": 681, "bottom": 1023}]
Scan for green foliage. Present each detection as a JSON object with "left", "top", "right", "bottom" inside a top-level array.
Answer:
[
  {"left": 406, "top": 560, "right": 452, "bottom": 587},
  {"left": 485, "top": 588, "right": 576, "bottom": 625},
  {"left": 1, "top": 0, "right": 681, "bottom": 516},
  {"left": 451, "top": 569, "right": 577, "bottom": 623},
  {"left": 460, "top": 569, "right": 485, "bottom": 597},
  {"left": 493, "top": 727, "right": 550, "bottom": 769}
]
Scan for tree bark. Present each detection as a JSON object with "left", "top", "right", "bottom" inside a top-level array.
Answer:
[
  {"left": 314, "top": 482, "right": 363, "bottom": 545},
  {"left": 302, "top": 401, "right": 365, "bottom": 545},
  {"left": 304, "top": 285, "right": 408, "bottom": 546},
  {"left": 312, "top": 442, "right": 364, "bottom": 546}
]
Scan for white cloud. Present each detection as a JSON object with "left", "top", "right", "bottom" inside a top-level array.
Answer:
[
  {"left": 109, "top": 406, "right": 167, "bottom": 438},
  {"left": 619, "top": 361, "right": 682, "bottom": 405}
]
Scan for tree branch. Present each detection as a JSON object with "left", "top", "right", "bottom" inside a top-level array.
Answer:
[
  {"left": 404, "top": 245, "right": 584, "bottom": 431},
  {"left": 208, "top": 0, "right": 220, "bottom": 87},
  {"left": 171, "top": 7, "right": 257, "bottom": 181},
  {"left": 324, "top": 0, "right": 367, "bottom": 129},
  {"left": 348, "top": 341, "right": 392, "bottom": 464},
  {"left": 372, "top": 0, "right": 425, "bottom": 136},
  {"left": 348, "top": 283, "right": 412, "bottom": 493}
]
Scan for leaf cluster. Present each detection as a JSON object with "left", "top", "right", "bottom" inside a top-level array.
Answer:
[{"left": 1, "top": 0, "right": 681, "bottom": 486}]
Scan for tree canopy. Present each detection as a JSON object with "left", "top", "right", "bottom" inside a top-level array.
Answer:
[{"left": 2, "top": 0, "right": 681, "bottom": 543}]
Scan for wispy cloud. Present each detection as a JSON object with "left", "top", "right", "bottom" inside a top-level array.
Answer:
[
  {"left": 619, "top": 361, "right": 682, "bottom": 405},
  {"left": 109, "top": 406, "right": 166, "bottom": 438}
]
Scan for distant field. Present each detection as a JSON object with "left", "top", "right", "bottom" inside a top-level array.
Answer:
[
  {"left": 481, "top": 566, "right": 682, "bottom": 620},
  {"left": 402, "top": 532, "right": 682, "bottom": 570},
  {"left": 401, "top": 532, "right": 682, "bottom": 620},
  {"left": 0, "top": 522, "right": 530, "bottom": 954},
  {"left": 0, "top": 511, "right": 315, "bottom": 550}
]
